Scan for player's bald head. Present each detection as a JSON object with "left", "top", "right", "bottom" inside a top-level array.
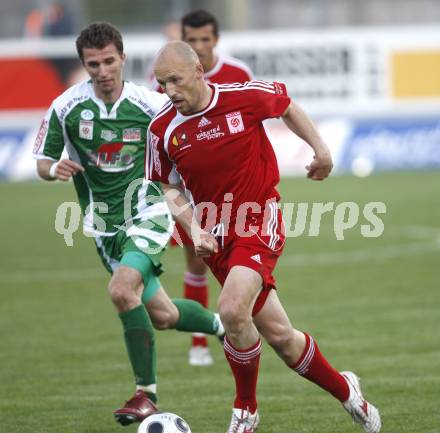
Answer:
[
  {"left": 154, "top": 41, "right": 200, "bottom": 70},
  {"left": 154, "top": 41, "right": 209, "bottom": 114}
]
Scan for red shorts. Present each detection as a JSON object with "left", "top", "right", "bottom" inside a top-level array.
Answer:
[
  {"left": 169, "top": 223, "right": 193, "bottom": 247},
  {"left": 204, "top": 202, "right": 285, "bottom": 316}
]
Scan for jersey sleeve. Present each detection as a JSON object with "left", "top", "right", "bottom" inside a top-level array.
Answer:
[
  {"left": 32, "top": 106, "right": 64, "bottom": 160},
  {"left": 248, "top": 81, "right": 291, "bottom": 121},
  {"left": 146, "top": 128, "right": 180, "bottom": 185}
]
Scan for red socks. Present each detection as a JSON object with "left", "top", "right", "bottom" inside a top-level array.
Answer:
[
  {"left": 184, "top": 272, "right": 209, "bottom": 347},
  {"left": 224, "top": 337, "right": 261, "bottom": 413},
  {"left": 291, "top": 333, "right": 350, "bottom": 402},
  {"left": 223, "top": 331, "right": 348, "bottom": 414}
]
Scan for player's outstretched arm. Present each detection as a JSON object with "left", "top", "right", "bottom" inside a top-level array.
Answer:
[
  {"left": 161, "top": 182, "right": 218, "bottom": 256},
  {"left": 281, "top": 101, "right": 333, "bottom": 181},
  {"left": 37, "top": 158, "right": 85, "bottom": 182}
]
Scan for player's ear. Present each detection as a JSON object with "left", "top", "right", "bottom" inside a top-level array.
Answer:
[
  {"left": 195, "top": 62, "right": 204, "bottom": 76},
  {"left": 121, "top": 52, "right": 126, "bottom": 64}
]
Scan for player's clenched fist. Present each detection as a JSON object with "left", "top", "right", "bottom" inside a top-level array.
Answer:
[
  {"left": 306, "top": 153, "right": 333, "bottom": 181},
  {"left": 193, "top": 231, "right": 219, "bottom": 257}
]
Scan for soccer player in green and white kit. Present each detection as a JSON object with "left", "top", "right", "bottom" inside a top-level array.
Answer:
[{"left": 33, "top": 22, "right": 224, "bottom": 426}]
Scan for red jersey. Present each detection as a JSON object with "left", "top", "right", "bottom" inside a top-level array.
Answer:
[
  {"left": 151, "top": 55, "right": 253, "bottom": 92},
  {"left": 147, "top": 80, "right": 290, "bottom": 228}
]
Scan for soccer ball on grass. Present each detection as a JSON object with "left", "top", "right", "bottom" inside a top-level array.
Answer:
[{"left": 138, "top": 412, "right": 192, "bottom": 433}]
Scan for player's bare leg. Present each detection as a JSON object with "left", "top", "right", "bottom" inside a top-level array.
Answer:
[
  {"left": 183, "top": 245, "right": 213, "bottom": 366},
  {"left": 145, "top": 286, "right": 180, "bottom": 329},
  {"left": 254, "top": 290, "right": 381, "bottom": 433},
  {"left": 218, "top": 266, "right": 262, "bottom": 433}
]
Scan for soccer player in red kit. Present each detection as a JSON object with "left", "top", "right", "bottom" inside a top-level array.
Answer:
[
  {"left": 148, "top": 41, "right": 382, "bottom": 433},
  {"left": 153, "top": 9, "right": 254, "bottom": 367}
]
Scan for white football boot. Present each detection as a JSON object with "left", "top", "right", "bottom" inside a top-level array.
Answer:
[
  {"left": 341, "top": 371, "right": 382, "bottom": 433},
  {"left": 188, "top": 346, "right": 213, "bottom": 366},
  {"left": 226, "top": 408, "right": 260, "bottom": 433}
]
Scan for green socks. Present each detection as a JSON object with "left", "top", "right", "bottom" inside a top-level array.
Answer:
[
  {"left": 118, "top": 300, "right": 222, "bottom": 404},
  {"left": 173, "top": 298, "right": 221, "bottom": 335},
  {"left": 119, "top": 304, "right": 157, "bottom": 402}
]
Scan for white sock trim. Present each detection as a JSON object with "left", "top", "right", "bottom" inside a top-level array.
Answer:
[
  {"left": 184, "top": 271, "right": 208, "bottom": 286},
  {"left": 136, "top": 384, "right": 157, "bottom": 394}
]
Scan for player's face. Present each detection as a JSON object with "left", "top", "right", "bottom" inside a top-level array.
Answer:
[
  {"left": 182, "top": 24, "right": 218, "bottom": 72},
  {"left": 82, "top": 43, "right": 126, "bottom": 102},
  {"left": 155, "top": 61, "right": 205, "bottom": 115}
]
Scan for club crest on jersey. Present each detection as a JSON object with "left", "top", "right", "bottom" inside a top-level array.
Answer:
[
  {"left": 101, "top": 129, "right": 117, "bottom": 141},
  {"left": 79, "top": 120, "right": 93, "bottom": 140},
  {"left": 172, "top": 132, "right": 188, "bottom": 146},
  {"left": 225, "top": 111, "right": 245, "bottom": 134},
  {"left": 123, "top": 128, "right": 141, "bottom": 142},
  {"left": 80, "top": 109, "right": 94, "bottom": 120}
]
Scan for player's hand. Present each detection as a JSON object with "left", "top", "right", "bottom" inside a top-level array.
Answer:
[
  {"left": 193, "top": 231, "right": 219, "bottom": 257},
  {"left": 53, "top": 159, "right": 85, "bottom": 181},
  {"left": 306, "top": 152, "right": 333, "bottom": 181}
]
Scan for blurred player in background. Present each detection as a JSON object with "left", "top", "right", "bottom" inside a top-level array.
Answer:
[
  {"left": 33, "top": 22, "right": 224, "bottom": 427},
  {"left": 149, "top": 41, "right": 382, "bottom": 433},
  {"left": 168, "top": 9, "right": 254, "bottom": 367},
  {"left": 181, "top": 10, "right": 252, "bottom": 85}
]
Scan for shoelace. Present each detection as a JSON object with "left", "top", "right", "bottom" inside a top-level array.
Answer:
[
  {"left": 229, "top": 412, "right": 252, "bottom": 433},
  {"left": 124, "top": 391, "right": 146, "bottom": 407}
]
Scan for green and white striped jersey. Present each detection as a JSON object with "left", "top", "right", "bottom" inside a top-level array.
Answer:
[{"left": 33, "top": 80, "right": 172, "bottom": 239}]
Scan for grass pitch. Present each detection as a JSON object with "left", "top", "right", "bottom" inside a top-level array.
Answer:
[{"left": 0, "top": 171, "right": 439, "bottom": 433}]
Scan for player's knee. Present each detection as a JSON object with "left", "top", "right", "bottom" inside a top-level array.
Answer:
[
  {"left": 108, "top": 281, "right": 136, "bottom": 309},
  {"left": 218, "top": 299, "right": 251, "bottom": 334},
  {"left": 265, "top": 325, "right": 295, "bottom": 352}
]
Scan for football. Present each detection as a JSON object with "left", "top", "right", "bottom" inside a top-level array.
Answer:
[{"left": 137, "top": 412, "right": 192, "bottom": 433}]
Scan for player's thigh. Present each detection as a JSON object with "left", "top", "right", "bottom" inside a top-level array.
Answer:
[
  {"left": 120, "top": 238, "right": 164, "bottom": 303},
  {"left": 219, "top": 265, "right": 263, "bottom": 318},
  {"left": 145, "top": 286, "right": 179, "bottom": 329},
  {"left": 109, "top": 265, "right": 144, "bottom": 298}
]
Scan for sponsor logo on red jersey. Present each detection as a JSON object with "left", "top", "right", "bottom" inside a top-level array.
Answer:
[
  {"left": 196, "top": 125, "right": 225, "bottom": 141},
  {"left": 225, "top": 111, "right": 245, "bottom": 134},
  {"left": 172, "top": 132, "right": 188, "bottom": 146},
  {"left": 197, "top": 116, "right": 212, "bottom": 128}
]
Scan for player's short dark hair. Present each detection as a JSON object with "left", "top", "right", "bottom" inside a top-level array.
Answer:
[
  {"left": 181, "top": 10, "right": 219, "bottom": 38},
  {"left": 76, "top": 22, "right": 124, "bottom": 62}
]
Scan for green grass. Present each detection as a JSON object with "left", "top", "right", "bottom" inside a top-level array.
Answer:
[{"left": 0, "top": 171, "right": 439, "bottom": 433}]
